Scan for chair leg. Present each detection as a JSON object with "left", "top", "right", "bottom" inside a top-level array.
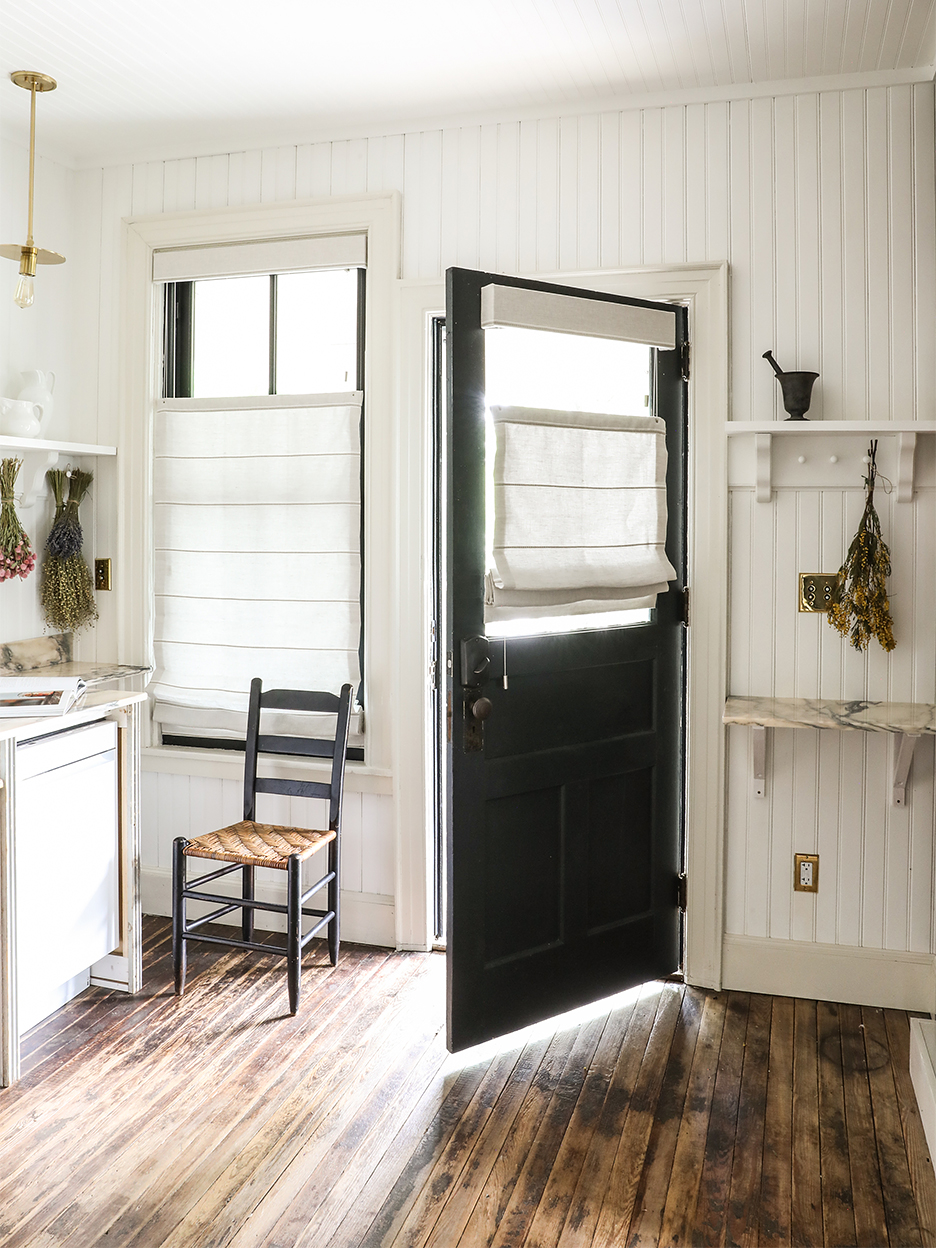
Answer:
[
  {"left": 287, "top": 855, "right": 301, "bottom": 1015},
  {"left": 172, "top": 838, "right": 188, "bottom": 996},
  {"left": 328, "top": 836, "right": 340, "bottom": 966},
  {"left": 242, "top": 865, "right": 255, "bottom": 942}
]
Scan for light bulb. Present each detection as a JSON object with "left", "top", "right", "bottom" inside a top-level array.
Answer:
[{"left": 14, "top": 272, "right": 34, "bottom": 308}]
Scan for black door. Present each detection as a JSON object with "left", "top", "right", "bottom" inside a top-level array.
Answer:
[{"left": 445, "top": 268, "right": 687, "bottom": 1052}]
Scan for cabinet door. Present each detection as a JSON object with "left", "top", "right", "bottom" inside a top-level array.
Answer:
[{"left": 16, "top": 743, "right": 119, "bottom": 1032}]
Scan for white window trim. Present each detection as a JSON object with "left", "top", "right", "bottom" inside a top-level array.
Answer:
[
  {"left": 396, "top": 263, "right": 729, "bottom": 978},
  {"left": 119, "top": 193, "right": 400, "bottom": 779}
]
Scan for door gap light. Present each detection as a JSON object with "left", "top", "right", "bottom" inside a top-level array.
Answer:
[{"left": 0, "top": 71, "right": 65, "bottom": 308}]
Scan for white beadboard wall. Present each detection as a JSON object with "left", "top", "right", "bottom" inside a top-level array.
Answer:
[
  {"left": 58, "top": 81, "right": 936, "bottom": 968},
  {"left": 0, "top": 137, "right": 89, "bottom": 648}
]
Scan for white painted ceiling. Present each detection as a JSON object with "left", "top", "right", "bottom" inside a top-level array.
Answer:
[{"left": 1, "top": 0, "right": 934, "bottom": 168}]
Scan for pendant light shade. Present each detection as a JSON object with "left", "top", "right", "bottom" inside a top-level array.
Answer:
[{"left": 0, "top": 71, "right": 65, "bottom": 308}]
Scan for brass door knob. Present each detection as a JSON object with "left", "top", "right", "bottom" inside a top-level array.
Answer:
[{"left": 471, "top": 697, "right": 493, "bottom": 721}]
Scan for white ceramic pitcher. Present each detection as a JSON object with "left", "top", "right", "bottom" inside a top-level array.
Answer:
[
  {"left": 0, "top": 397, "right": 41, "bottom": 438},
  {"left": 16, "top": 370, "right": 54, "bottom": 433}
]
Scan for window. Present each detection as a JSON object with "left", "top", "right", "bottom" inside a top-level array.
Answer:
[{"left": 152, "top": 235, "right": 366, "bottom": 750}]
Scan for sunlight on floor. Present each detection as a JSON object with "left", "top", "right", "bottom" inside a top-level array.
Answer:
[{"left": 442, "top": 979, "right": 656, "bottom": 1073}]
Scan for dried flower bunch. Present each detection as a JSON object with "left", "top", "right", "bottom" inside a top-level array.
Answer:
[
  {"left": 41, "top": 467, "right": 98, "bottom": 631},
  {"left": 0, "top": 457, "right": 37, "bottom": 581},
  {"left": 827, "top": 440, "right": 896, "bottom": 653}
]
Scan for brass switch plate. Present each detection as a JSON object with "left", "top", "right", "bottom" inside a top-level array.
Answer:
[
  {"left": 799, "top": 573, "right": 839, "bottom": 613},
  {"left": 94, "top": 558, "right": 112, "bottom": 591},
  {"left": 794, "top": 853, "right": 819, "bottom": 893}
]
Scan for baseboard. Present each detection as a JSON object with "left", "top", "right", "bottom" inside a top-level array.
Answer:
[
  {"left": 910, "top": 1020, "right": 936, "bottom": 1166},
  {"left": 721, "top": 933, "right": 936, "bottom": 1013},
  {"left": 141, "top": 865, "right": 396, "bottom": 949}
]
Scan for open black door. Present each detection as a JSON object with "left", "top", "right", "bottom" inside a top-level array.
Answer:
[{"left": 445, "top": 267, "right": 687, "bottom": 1052}]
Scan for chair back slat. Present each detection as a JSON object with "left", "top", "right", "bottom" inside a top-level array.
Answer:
[
  {"left": 255, "top": 776, "right": 332, "bottom": 802},
  {"left": 256, "top": 735, "right": 334, "bottom": 760},
  {"left": 242, "top": 678, "right": 354, "bottom": 827},
  {"left": 259, "top": 688, "right": 342, "bottom": 714}
]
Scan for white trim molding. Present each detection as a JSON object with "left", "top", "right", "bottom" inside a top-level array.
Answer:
[
  {"left": 724, "top": 933, "right": 936, "bottom": 1013},
  {"left": 396, "top": 263, "right": 730, "bottom": 981},
  {"left": 119, "top": 193, "right": 401, "bottom": 779}
]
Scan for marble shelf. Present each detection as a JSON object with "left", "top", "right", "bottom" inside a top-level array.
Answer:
[{"left": 724, "top": 696, "right": 936, "bottom": 805}]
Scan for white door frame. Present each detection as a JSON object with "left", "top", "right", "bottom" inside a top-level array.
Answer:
[{"left": 394, "top": 263, "right": 729, "bottom": 990}]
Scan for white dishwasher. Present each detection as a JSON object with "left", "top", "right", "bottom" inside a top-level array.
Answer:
[{"left": 15, "top": 720, "right": 119, "bottom": 1033}]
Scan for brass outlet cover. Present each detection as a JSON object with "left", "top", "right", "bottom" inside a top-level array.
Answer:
[
  {"left": 799, "top": 573, "right": 840, "bottom": 613},
  {"left": 94, "top": 558, "right": 112, "bottom": 591},
  {"left": 794, "top": 853, "right": 819, "bottom": 893}
]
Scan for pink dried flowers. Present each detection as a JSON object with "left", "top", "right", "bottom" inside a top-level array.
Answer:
[{"left": 0, "top": 458, "right": 37, "bottom": 581}]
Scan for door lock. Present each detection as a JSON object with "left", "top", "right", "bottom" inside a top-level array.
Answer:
[{"left": 460, "top": 635, "right": 490, "bottom": 689}]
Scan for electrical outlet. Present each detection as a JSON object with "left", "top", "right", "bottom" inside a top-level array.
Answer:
[
  {"left": 94, "top": 558, "right": 112, "bottom": 591},
  {"left": 794, "top": 853, "right": 819, "bottom": 893},
  {"left": 799, "top": 573, "right": 840, "bottom": 613}
]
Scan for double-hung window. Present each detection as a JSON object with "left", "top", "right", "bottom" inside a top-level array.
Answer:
[{"left": 152, "top": 233, "right": 366, "bottom": 749}]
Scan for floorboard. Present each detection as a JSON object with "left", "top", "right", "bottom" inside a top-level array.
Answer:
[{"left": 1, "top": 919, "right": 933, "bottom": 1248}]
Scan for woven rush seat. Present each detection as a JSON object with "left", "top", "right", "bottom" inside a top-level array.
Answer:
[{"left": 183, "top": 820, "right": 336, "bottom": 870}]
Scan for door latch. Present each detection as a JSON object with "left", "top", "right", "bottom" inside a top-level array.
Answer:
[{"left": 460, "top": 635, "right": 490, "bottom": 689}]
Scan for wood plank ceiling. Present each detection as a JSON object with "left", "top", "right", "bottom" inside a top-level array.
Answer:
[{"left": 1, "top": 0, "right": 934, "bottom": 166}]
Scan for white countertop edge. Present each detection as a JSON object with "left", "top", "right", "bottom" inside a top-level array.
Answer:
[{"left": 0, "top": 691, "right": 147, "bottom": 744}]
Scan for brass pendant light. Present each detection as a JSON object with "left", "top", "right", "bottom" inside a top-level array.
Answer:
[{"left": 0, "top": 71, "right": 66, "bottom": 308}]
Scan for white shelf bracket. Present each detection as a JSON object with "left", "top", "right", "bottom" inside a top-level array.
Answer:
[
  {"left": 896, "top": 433, "right": 917, "bottom": 503},
  {"left": 19, "top": 450, "right": 60, "bottom": 510},
  {"left": 752, "top": 725, "right": 767, "bottom": 797},
  {"left": 755, "top": 434, "right": 772, "bottom": 503},
  {"left": 893, "top": 733, "right": 917, "bottom": 806}
]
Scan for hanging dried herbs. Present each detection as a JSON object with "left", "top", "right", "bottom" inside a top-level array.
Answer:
[
  {"left": 827, "top": 440, "right": 895, "bottom": 653},
  {"left": 45, "top": 467, "right": 83, "bottom": 557},
  {"left": 41, "top": 468, "right": 98, "bottom": 631},
  {"left": 0, "top": 458, "right": 37, "bottom": 582}
]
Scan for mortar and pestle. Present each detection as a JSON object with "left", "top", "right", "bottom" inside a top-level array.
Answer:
[{"left": 763, "top": 351, "right": 819, "bottom": 420}]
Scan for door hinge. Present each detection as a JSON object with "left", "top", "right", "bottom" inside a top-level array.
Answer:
[
  {"left": 680, "top": 586, "right": 690, "bottom": 627},
  {"left": 680, "top": 340, "right": 691, "bottom": 382},
  {"left": 676, "top": 872, "right": 688, "bottom": 912}
]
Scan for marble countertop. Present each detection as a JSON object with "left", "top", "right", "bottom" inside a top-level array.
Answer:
[
  {"left": 23, "top": 660, "right": 152, "bottom": 687},
  {"left": 724, "top": 695, "right": 936, "bottom": 735}
]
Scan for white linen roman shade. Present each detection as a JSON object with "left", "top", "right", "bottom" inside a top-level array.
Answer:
[
  {"left": 151, "top": 393, "right": 363, "bottom": 741},
  {"left": 152, "top": 233, "right": 367, "bottom": 282},
  {"left": 486, "top": 406, "right": 677, "bottom": 623}
]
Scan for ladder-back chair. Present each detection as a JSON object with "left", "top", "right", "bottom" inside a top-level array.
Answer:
[{"left": 172, "top": 679, "right": 353, "bottom": 1014}]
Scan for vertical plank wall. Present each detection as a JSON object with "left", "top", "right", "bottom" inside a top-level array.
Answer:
[
  {"left": 43, "top": 83, "right": 936, "bottom": 963},
  {"left": 0, "top": 139, "right": 81, "bottom": 644}
]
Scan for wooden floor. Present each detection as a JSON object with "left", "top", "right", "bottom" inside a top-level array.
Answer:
[{"left": 2, "top": 918, "right": 934, "bottom": 1247}]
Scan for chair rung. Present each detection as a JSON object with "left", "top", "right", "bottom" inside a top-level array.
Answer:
[
  {"left": 181, "top": 930, "right": 287, "bottom": 956},
  {"left": 301, "top": 871, "right": 335, "bottom": 902},
  {"left": 187, "top": 902, "right": 241, "bottom": 931},
  {"left": 182, "top": 887, "right": 288, "bottom": 916},
  {"left": 188, "top": 862, "right": 242, "bottom": 888},
  {"left": 301, "top": 912, "right": 334, "bottom": 946}
]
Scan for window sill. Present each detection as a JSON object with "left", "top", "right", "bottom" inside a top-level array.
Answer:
[{"left": 141, "top": 745, "right": 393, "bottom": 795}]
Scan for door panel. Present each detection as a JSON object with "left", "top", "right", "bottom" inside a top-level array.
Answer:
[{"left": 445, "top": 267, "right": 687, "bottom": 1052}]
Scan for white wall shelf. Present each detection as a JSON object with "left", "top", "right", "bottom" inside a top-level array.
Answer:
[
  {"left": 0, "top": 436, "right": 116, "bottom": 509},
  {"left": 725, "top": 422, "right": 936, "bottom": 503}
]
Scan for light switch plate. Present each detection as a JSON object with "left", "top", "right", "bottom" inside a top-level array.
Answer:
[
  {"left": 799, "top": 573, "right": 839, "bottom": 613},
  {"left": 94, "top": 558, "right": 112, "bottom": 591}
]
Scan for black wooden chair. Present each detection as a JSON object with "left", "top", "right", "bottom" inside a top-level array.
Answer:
[{"left": 172, "top": 678, "right": 353, "bottom": 1014}]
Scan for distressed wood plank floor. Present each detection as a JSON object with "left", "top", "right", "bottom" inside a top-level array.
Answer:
[{"left": 2, "top": 916, "right": 934, "bottom": 1247}]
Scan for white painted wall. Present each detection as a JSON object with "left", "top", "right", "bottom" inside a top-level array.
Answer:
[
  {"left": 21, "top": 80, "right": 936, "bottom": 978},
  {"left": 0, "top": 137, "right": 88, "bottom": 647}
]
